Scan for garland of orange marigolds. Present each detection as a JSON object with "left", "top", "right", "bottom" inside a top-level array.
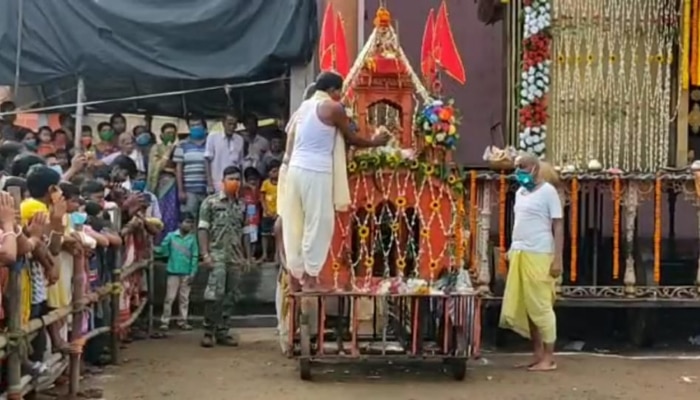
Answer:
[
  {"left": 653, "top": 177, "right": 662, "bottom": 283},
  {"left": 498, "top": 173, "right": 507, "bottom": 277},
  {"left": 570, "top": 178, "right": 579, "bottom": 283},
  {"left": 612, "top": 177, "right": 621, "bottom": 279},
  {"left": 682, "top": 0, "right": 691, "bottom": 89},
  {"left": 469, "top": 170, "right": 478, "bottom": 272},
  {"left": 692, "top": 0, "right": 700, "bottom": 85}
]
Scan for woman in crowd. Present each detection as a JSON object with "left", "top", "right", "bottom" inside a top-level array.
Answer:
[{"left": 147, "top": 123, "right": 179, "bottom": 243}]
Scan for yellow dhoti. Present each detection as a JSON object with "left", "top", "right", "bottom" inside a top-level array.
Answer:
[{"left": 499, "top": 250, "right": 557, "bottom": 344}]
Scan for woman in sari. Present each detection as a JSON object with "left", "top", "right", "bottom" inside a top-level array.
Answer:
[{"left": 147, "top": 123, "right": 179, "bottom": 244}]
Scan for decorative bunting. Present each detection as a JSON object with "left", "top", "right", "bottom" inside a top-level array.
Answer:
[
  {"left": 420, "top": 9, "right": 436, "bottom": 84},
  {"left": 319, "top": 3, "right": 336, "bottom": 72},
  {"left": 334, "top": 13, "right": 350, "bottom": 78},
  {"left": 433, "top": 1, "right": 466, "bottom": 85}
]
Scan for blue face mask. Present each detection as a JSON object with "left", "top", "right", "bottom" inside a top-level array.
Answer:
[
  {"left": 189, "top": 126, "right": 206, "bottom": 140},
  {"left": 131, "top": 179, "right": 147, "bottom": 192},
  {"left": 70, "top": 212, "right": 87, "bottom": 226},
  {"left": 515, "top": 169, "right": 536, "bottom": 191},
  {"left": 24, "top": 139, "right": 37, "bottom": 150},
  {"left": 49, "top": 165, "right": 63, "bottom": 176},
  {"left": 135, "top": 133, "right": 152, "bottom": 147}
]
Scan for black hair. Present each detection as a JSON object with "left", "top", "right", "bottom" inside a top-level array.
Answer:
[
  {"left": 132, "top": 125, "right": 146, "bottom": 136},
  {"left": 84, "top": 201, "right": 103, "bottom": 217},
  {"left": 0, "top": 101, "right": 16, "bottom": 112},
  {"left": 112, "top": 154, "right": 138, "bottom": 179},
  {"left": 222, "top": 165, "right": 241, "bottom": 177},
  {"left": 267, "top": 159, "right": 282, "bottom": 172},
  {"left": 243, "top": 166, "right": 261, "bottom": 180},
  {"left": 160, "top": 123, "right": 177, "bottom": 134},
  {"left": 180, "top": 212, "right": 195, "bottom": 222},
  {"left": 302, "top": 82, "right": 316, "bottom": 100},
  {"left": 26, "top": 165, "right": 60, "bottom": 198},
  {"left": 81, "top": 125, "right": 92, "bottom": 133},
  {"left": 54, "top": 128, "right": 67, "bottom": 137},
  {"left": 97, "top": 122, "right": 111, "bottom": 132},
  {"left": 0, "top": 142, "right": 25, "bottom": 174},
  {"left": 2, "top": 176, "right": 27, "bottom": 191},
  {"left": 109, "top": 113, "right": 126, "bottom": 126},
  {"left": 37, "top": 125, "right": 53, "bottom": 136},
  {"left": 44, "top": 153, "right": 57, "bottom": 159},
  {"left": 11, "top": 153, "right": 46, "bottom": 177},
  {"left": 242, "top": 113, "right": 258, "bottom": 125},
  {"left": 58, "top": 182, "right": 81, "bottom": 200},
  {"left": 82, "top": 180, "right": 105, "bottom": 196},
  {"left": 315, "top": 71, "right": 343, "bottom": 92},
  {"left": 92, "top": 165, "right": 112, "bottom": 181},
  {"left": 186, "top": 113, "right": 207, "bottom": 129}
]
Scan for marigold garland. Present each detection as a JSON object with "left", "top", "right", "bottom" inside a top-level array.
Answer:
[
  {"left": 469, "top": 170, "right": 478, "bottom": 272},
  {"left": 653, "top": 177, "right": 662, "bottom": 283},
  {"left": 612, "top": 177, "right": 621, "bottom": 279},
  {"left": 570, "top": 178, "right": 579, "bottom": 283},
  {"left": 498, "top": 173, "right": 507, "bottom": 277},
  {"left": 682, "top": 0, "right": 691, "bottom": 89},
  {"left": 455, "top": 201, "right": 465, "bottom": 267},
  {"left": 692, "top": 0, "right": 700, "bottom": 85}
]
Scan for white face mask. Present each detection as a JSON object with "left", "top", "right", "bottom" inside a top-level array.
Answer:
[
  {"left": 120, "top": 179, "right": 132, "bottom": 191},
  {"left": 49, "top": 165, "right": 63, "bottom": 176}
]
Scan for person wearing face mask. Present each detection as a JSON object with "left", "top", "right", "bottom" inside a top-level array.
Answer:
[
  {"left": 134, "top": 129, "right": 155, "bottom": 171},
  {"left": 21, "top": 131, "right": 39, "bottom": 152},
  {"left": 204, "top": 112, "right": 244, "bottom": 193},
  {"left": 499, "top": 152, "right": 564, "bottom": 373},
  {"left": 173, "top": 116, "right": 208, "bottom": 219},
  {"left": 282, "top": 71, "right": 390, "bottom": 292},
  {"left": 197, "top": 165, "right": 245, "bottom": 348},
  {"left": 95, "top": 122, "right": 117, "bottom": 160},
  {"left": 147, "top": 123, "right": 179, "bottom": 244}
]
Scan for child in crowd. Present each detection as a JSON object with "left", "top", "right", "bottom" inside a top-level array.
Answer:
[
  {"left": 260, "top": 160, "right": 280, "bottom": 261},
  {"left": 81, "top": 125, "right": 95, "bottom": 152},
  {"left": 36, "top": 126, "right": 56, "bottom": 157},
  {"left": 242, "top": 167, "right": 261, "bottom": 261},
  {"left": 156, "top": 213, "right": 198, "bottom": 331},
  {"left": 262, "top": 134, "right": 284, "bottom": 176}
]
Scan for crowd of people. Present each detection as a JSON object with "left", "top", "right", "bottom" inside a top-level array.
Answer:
[{"left": 0, "top": 97, "right": 286, "bottom": 382}]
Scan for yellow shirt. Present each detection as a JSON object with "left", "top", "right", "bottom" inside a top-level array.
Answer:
[
  {"left": 261, "top": 179, "right": 278, "bottom": 217},
  {"left": 20, "top": 198, "right": 49, "bottom": 226}
]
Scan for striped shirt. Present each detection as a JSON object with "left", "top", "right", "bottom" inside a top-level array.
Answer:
[{"left": 173, "top": 140, "right": 207, "bottom": 194}]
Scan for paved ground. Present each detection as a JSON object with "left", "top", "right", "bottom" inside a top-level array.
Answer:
[{"left": 93, "top": 328, "right": 699, "bottom": 400}]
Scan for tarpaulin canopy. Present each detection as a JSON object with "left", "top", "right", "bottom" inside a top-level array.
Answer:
[{"left": 0, "top": 0, "right": 318, "bottom": 117}]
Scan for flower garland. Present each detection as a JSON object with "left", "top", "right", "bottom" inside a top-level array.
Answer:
[
  {"left": 682, "top": 0, "right": 691, "bottom": 89},
  {"left": 469, "top": 170, "right": 478, "bottom": 273},
  {"left": 498, "top": 173, "right": 507, "bottom": 277},
  {"left": 570, "top": 178, "right": 579, "bottom": 283},
  {"left": 415, "top": 99, "right": 461, "bottom": 151},
  {"left": 653, "top": 177, "right": 662, "bottom": 283},
  {"left": 519, "top": 0, "right": 551, "bottom": 158},
  {"left": 612, "top": 177, "right": 621, "bottom": 280}
]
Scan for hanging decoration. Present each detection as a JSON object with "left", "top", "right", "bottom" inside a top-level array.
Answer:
[
  {"left": 469, "top": 170, "right": 478, "bottom": 273},
  {"left": 518, "top": 0, "right": 551, "bottom": 158},
  {"left": 549, "top": 0, "right": 676, "bottom": 171},
  {"left": 433, "top": 1, "right": 466, "bottom": 85},
  {"left": 693, "top": 0, "right": 700, "bottom": 85},
  {"left": 415, "top": 99, "right": 461, "bottom": 151},
  {"left": 682, "top": 0, "right": 691, "bottom": 89},
  {"left": 570, "top": 177, "right": 579, "bottom": 283},
  {"left": 420, "top": 9, "right": 437, "bottom": 86},
  {"left": 334, "top": 13, "right": 350, "bottom": 78},
  {"left": 653, "top": 177, "right": 662, "bottom": 283},
  {"left": 612, "top": 177, "right": 621, "bottom": 279},
  {"left": 498, "top": 173, "right": 507, "bottom": 277}
]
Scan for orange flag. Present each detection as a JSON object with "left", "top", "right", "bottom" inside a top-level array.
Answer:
[
  {"left": 420, "top": 9, "right": 436, "bottom": 82},
  {"left": 319, "top": 3, "right": 336, "bottom": 71},
  {"left": 434, "top": 1, "right": 466, "bottom": 84},
  {"left": 334, "top": 13, "right": 350, "bottom": 78}
]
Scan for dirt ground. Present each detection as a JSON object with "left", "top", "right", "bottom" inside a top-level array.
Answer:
[{"left": 93, "top": 329, "right": 698, "bottom": 400}]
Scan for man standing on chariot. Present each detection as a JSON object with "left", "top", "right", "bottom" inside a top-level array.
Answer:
[
  {"left": 499, "top": 153, "right": 564, "bottom": 372},
  {"left": 281, "top": 71, "right": 390, "bottom": 292}
]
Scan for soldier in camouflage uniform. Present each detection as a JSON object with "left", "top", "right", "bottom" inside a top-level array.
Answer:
[{"left": 198, "top": 165, "right": 246, "bottom": 347}]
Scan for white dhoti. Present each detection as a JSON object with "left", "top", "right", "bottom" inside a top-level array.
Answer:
[{"left": 282, "top": 165, "right": 334, "bottom": 279}]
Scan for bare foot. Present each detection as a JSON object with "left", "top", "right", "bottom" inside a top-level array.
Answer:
[
  {"left": 527, "top": 360, "right": 557, "bottom": 372},
  {"left": 514, "top": 359, "right": 540, "bottom": 368}
]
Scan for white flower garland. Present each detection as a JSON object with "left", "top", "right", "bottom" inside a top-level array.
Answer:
[{"left": 518, "top": 0, "right": 551, "bottom": 159}]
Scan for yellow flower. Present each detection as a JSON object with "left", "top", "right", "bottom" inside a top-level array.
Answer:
[
  {"left": 430, "top": 200, "right": 440, "bottom": 211},
  {"left": 409, "top": 160, "right": 420, "bottom": 170},
  {"left": 359, "top": 160, "right": 368, "bottom": 170},
  {"left": 609, "top": 55, "right": 616, "bottom": 62},
  {"left": 365, "top": 202, "right": 375, "bottom": 213},
  {"left": 347, "top": 161, "right": 357, "bottom": 173},
  {"left": 396, "top": 257, "right": 406, "bottom": 270},
  {"left": 332, "top": 262, "right": 341, "bottom": 271},
  {"left": 448, "top": 125, "right": 457, "bottom": 135},
  {"left": 425, "top": 135, "right": 433, "bottom": 144},
  {"left": 655, "top": 54, "right": 663, "bottom": 62},
  {"left": 557, "top": 55, "right": 565, "bottom": 63},
  {"left": 364, "top": 257, "right": 375, "bottom": 268},
  {"left": 396, "top": 196, "right": 407, "bottom": 208},
  {"left": 420, "top": 227, "right": 430, "bottom": 238},
  {"left": 447, "top": 174, "right": 458, "bottom": 184},
  {"left": 358, "top": 225, "right": 370, "bottom": 239},
  {"left": 425, "top": 164, "right": 435, "bottom": 175},
  {"left": 390, "top": 222, "right": 400, "bottom": 232}
]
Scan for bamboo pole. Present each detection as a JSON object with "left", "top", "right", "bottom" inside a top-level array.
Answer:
[
  {"left": 6, "top": 263, "right": 22, "bottom": 400},
  {"left": 69, "top": 253, "right": 86, "bottom": 397}
]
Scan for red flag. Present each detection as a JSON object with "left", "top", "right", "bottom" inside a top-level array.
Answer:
[
  {"left": 334, "top": 13, "right": 350, "bottom": 78},
  {"left": 319, "top": 3, "right": 336, "bottom": 71},
  {"left": 434, "top": 1, "right": 466, "bottom": 84},
  {"left": 420, "top": 9, "right": 436, "bottom": 83}
]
